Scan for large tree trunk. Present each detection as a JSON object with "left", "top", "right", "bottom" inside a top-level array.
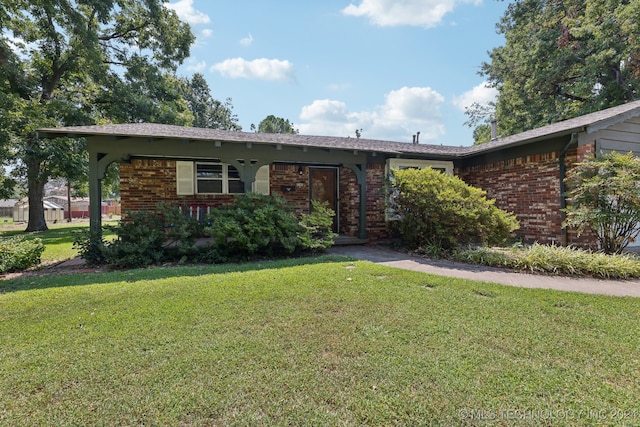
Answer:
[{"left": 25, "top": 159, "right": 48, "bottom": 232}]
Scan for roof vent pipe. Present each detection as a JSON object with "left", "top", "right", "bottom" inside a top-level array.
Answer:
[
  {"left": 416, "top": 131, "right": 420, "bottom": 144},
  {"left": 490, "top": 119, "right": 498, "bottom": 140},
  {"left": 412, "top": 135, "right": 416, "bottom": 144}
]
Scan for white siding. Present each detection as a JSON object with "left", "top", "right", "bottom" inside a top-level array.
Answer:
[{"left": 596, "top": 118, "right": 640, "bottom": 156}]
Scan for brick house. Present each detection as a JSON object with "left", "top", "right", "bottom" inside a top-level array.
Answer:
[{"left": 39, "top": 100, "right": 640, "bottom": 248}]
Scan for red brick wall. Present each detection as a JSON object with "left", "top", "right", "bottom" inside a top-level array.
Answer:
[
  {"left": 339, "top": 167, "right": 359, "bottom": 236},
  {"left": 458, "top": 142, "right": 597, "bottom": 247},
  {"left": 459, "top": 153, "right": 563, "bottom": 244},
  {"left": 120, "top": 159, "right": 237, "bottom": 215},
  {"left": 270, "top": 164, "right": 309, "bottom": 217},
  {"left": 120, "top": 159, "right": 391, "bottom": 240},
  {"left": 122, "top": 151, "right": 601, "bottom": 246},
  {"left": 365, "top": 164, "right": 388, "bottom": 240}
]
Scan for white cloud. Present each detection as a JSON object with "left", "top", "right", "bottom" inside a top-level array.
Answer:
[
  {"left": 452, "top": 82, "right": 497, "bottom": 111},
  {"left": 200, "top": 28, "right": 213, "bottom": 38},
  {"left": 210, "top": 58, "right": 295, "bottom": 82},
  {"left": 300, "top": 100, "right": 352, "bottom": 122},
  {"left": 240, "top": 33, "right": 254, "bottom": 46},
  {"left": 185, "top": 59, "right": 207, "bottom": 73},
  {"left": 297, "top": 86, "right": 445, "bottom": 142},
  {"left": 342, "top": 0, "right": 481, "bottom": 28},
  {"left": 166, "top": 0, "right": 211, "bottom": 25}
]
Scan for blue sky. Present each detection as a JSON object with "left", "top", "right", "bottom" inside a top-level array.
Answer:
[{"left": 167, "top": 0, "right": 509, "bottom": 146}]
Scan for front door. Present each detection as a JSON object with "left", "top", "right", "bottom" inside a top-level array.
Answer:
[{"left": 309, "top": 167, "right": 338, "bottom": 232}]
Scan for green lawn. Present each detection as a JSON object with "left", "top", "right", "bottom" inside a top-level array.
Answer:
[
  {"left": 1, "top": 258, "right": 639, "bottom": 426},
  {"left": 0, "top": 221, "right": 117, "bottom": 264}
]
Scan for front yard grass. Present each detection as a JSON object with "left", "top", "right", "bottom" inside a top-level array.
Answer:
[
  {"left": 0, "top": 221, "right": 117, "bottom": 264},
  {"left": 1, "top": 259, "right": 639, "bottom": 426}
]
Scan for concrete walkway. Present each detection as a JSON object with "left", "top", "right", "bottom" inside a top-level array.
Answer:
[{"left": 328, "top": 245, "right": 640, "bottom": 297}]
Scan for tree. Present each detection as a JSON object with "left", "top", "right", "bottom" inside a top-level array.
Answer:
[
  {"left": 252, "top": 115, "right": 298, "bottom": 134},
  {"left": 464, "top": 101, "right": 495, "bottom": 144},
  {"left": 179, "top": 73, "right": 242, "bottom": 131},
  {"left": 0, "top": 0, "right": 194, "bottom": 231},
  {"left": 564, "top": 152, "right": 640, "bottom": 254},
  {"left": 479, "top": 0, "right": 640, "bottom": 137}
]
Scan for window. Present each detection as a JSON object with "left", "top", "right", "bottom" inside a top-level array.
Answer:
[
  {"left": 176, "top": 161, "right": 269, "bottom": 195},
  {"left": 385, "top": 158, "right": 453, "bottom": 176},
  {"left": 196, "top": 162, "right": 244, "bottom": 194}
]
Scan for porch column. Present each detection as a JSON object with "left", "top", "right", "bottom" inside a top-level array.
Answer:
[{"left": 88, "top": 151, "right": 103, "bottom": 237}]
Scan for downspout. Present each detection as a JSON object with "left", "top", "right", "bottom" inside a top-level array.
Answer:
[{"left": 559, "top": 133, "right": 579, "bottom": 246}]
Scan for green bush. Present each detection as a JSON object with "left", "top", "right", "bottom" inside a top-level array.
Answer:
[
  {"left": 73, "top": 229, "right": 106, "bottom": 266},
  {"left": 157, "top": 202, "right": 203, "bottom": 259},
  {"left": 75, "top": 196, "right": 337, "bottom": 268},
  {"left": 103, "top": 209, "right": 167, "bottom": 269},
  {"left": 204, "top": 193, "right": 303, "bottom": 259},
  {"left": 389, "top": 167, "right": 519, "bottom": 250},
  {"left": 298, "top": 200, "right": 337, "bottom": 251},
  {"left": 0, "top": 235, "right": 45, "bottom": 273},
  {"left": 82, "top": 203, "right": 202, "bottom": 269}
]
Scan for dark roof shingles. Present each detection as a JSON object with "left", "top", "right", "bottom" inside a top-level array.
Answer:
[{"left": 38, "top": 99, "right": 640, "bottom": 158}]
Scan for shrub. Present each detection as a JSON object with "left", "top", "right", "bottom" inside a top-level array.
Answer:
[
  {"left": 0, "top": 235, "right": 45, "bottom": 273},
  {"left": 389, "top": 167, "right": 519, "bottom": 250},
  {"left": 73, "top": 229, "right": 106, "bottom": 266},
  {"left": 298, "top": 200, "right": 337, "bottom": 251},
  {"left": 88, "top": 203, "right": 202, "bottom": 269},
  {"left": 564, "top": 151, "right": 640, "bottom": 254},
  {"left": 204, "top": 193, "right": 303, "bottom": 259},
  {"left": 157, "top": 202, "right": 203, "bottom": 259},
  {"left": 103, "top": 209, "right": 167, "bottom": 268}
]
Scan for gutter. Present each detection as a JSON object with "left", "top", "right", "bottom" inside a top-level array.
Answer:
[{"left": 559, "top": 133, "right": 579, "bottom": 246}]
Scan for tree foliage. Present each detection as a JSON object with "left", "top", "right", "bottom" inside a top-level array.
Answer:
[
  {"left": 564, "top": 151, "right": 640, "bottom": 254},
  {"left": 478, "top": 0, "right": 640, "bottom": 138},
  {"left": 0, "top": 0, "right": 194, "bottom": 231},
  {"left": 252, "top": 115, "right": 298, "bottom": 134},
  {"left": 179, "top": 73, "right": 242, "bottom": 131}
]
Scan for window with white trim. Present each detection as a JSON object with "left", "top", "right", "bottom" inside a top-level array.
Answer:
[
  {"left": 196, "top": 162, "right": 244, "bottom": 194},
  {"left": 385, "top": 158, "right": 453, "bottom": 176},
  {"left": 176, "top": 161, "right": 270, "bottom": 195}
]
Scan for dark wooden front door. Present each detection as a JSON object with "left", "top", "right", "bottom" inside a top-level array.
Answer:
[{"left": 310, "top": 167, "right": 338, "bottom": 232}]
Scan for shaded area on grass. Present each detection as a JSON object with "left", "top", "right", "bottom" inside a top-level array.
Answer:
[{"left": 0, "top": 254, "right": 353, "bottom": 293}]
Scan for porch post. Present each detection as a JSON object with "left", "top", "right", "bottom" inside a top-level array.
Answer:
[{"left": 88, "top": 151, "right": 103, "bottom": 237}]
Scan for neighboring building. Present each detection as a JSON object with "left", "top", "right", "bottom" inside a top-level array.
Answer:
[
  {"left": 38, "top": 100, "right": 640, "bottom": 248},
  {"left": 0, "top": 199, "right": 18, "bottom": 218},
  {"left": 44, "top": 196, "right": 111, "bottom": 219},
  {"left": 13, "top": 199, "right": 65, "bottom": 223}
]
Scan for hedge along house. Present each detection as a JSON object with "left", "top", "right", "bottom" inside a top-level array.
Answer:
[{"left": 38, "top": 99, "right": 640, "bottom": 248}]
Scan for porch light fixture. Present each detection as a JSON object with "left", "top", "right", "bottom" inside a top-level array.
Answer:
[{"left": 298, "top": 166, "right": 304, "bottom": 175}]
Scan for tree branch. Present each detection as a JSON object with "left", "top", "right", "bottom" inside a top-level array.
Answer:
[{"left": 98, "top": 21, "right": 151, "bottom": 42}]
